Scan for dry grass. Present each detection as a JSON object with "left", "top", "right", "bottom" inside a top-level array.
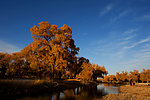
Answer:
[
  {"left": 101, "top": 93, "right": 150, "bottom": 100},
  {"left": 101, "top": 85, "right": 150, "bottom": 100}
]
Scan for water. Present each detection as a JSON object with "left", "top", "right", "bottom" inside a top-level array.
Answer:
[{"left": 16, "top": 83, "right": 119, "bottom": 100}]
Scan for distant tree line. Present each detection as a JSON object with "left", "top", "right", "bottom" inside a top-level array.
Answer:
[
  {"left": 103, "top": 69, "right": 150, "bottom": 83},
  {"left": 0, "top": 22, "right": 107, "bottom": 81}
]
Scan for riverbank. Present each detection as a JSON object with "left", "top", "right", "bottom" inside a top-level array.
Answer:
[
  {"left": 0, "top": 79, "right": 83, "bottom": 99},
  {"left": 2, "top": 79, "right": 150, "bottom": 100},
  {"left": 101, "top": 85, "right": 150, "bottom": 100}
]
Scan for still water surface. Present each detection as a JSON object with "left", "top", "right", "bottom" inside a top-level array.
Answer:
[{"left": 16, "top": 83, "right": 119, "bottom": 100}]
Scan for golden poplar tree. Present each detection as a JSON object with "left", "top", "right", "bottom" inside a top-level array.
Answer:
[
  {"left": 140, "top": 69, "right": 150, "bottom": 83},
  {"left": 128, "top": 70, "right": 140, "bottom": 83},
  {"left": 26, "top": 21, "right": 79, "bottom": 79}
]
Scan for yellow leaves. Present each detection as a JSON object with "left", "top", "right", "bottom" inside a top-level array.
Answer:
[
  {"left": 0, "top": 53, "right": 11, "bottom": 66},
  {"left": 30, "top": 22, "right": 51, "bottom": 39},
  {"left": 30, "top": 62, "right": 38, "bottom": 69},
  {"left": 77, "top": 62, "right": 94, "bottom": 81},
  {"left": 60, "top": 24, "right": 70, "bottom": 31},
  {"left": 38, "top": 46, "right": 49, "bottom": 52},
  {"left": 77, "top": 61, "right": 108, "bottom": 81},
  {"left": 38, "top": 21, "right": 51, "bottom": 30},
  {"left": 50, "top": 25, "right": 58, "bottom": 34},
  {"left": 104, "top": 75, "right": 116, "bottom": 82},
  {"left": 42, "top": 32, "right": 48, "bottom": 36},
  {"left": 51, "top": 25, "right": 58, "bottom": 29},
  {"left": 103, "top": 68, "right": 150, "bottom": 83},
  {"left": 55, "top": 59, "right": 67, "bottom": 70},
  {"left": 140, "top": 69, "right": 150, "bottom": 82},
  {"left": 30, "top": 25, "right": 40, "bottom": 38}
]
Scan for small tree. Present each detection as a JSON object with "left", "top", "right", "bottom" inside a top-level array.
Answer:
[
  {"left": 140, "top": 69, "right": 150, "bottom": 83},
  {"left": 128, "top": 70, "right": 140, "bottom": 83},
  {"left": 76, "top": 62, "right": 94, "bottom": 81},
  {"left": 76, "top": 62, "right": 107, "bottom": 81},
  {"left": 116, "top": 71, "right": 128, "bottom": 83},
  {"left": 92, "top": 64, "right": 107, "bottom": 81}
]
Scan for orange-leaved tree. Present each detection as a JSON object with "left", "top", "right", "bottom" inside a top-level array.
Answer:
[
  {"left": 26, "top": 21, "right": 79, "bottom": 79},
  {"left": 116, "top": 71, "right": 128, "bottom": 83},
  {"left": 76, "top": 62, "right": 94, "bottom": 81},
  {"left": 128, "top": 70, "right": 140, "bottom": 83},
  {"left": 140, "top": 69, "right": 150, "bottom": 83},
  {"left": 92, "top": 64, "right": 108, "bottom": 81},
  {"left": 76, "top": 62, "right": 107, "bottom": 81}
]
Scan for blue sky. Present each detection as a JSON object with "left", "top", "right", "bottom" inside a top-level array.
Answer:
[{"left": 0, "top": 0, "right": 150, "bottom": 74}]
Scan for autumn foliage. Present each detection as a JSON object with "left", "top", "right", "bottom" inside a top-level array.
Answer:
[
  {"left": 103, "top": 69, "right": 150, "bottom": 83},
  {"left": 0, "top": 21, "right": 107, "bottom": 81},
  {"left": 140, "top": 69, "right": 150, "bottom": 83},
  {"left": 0, "top": 21, "right": 149, "bottom": 83}
]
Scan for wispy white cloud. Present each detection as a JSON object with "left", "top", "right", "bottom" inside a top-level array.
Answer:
[
  {"left": 111, "top": 10, "right": 130, "bottom": 22},
  {"left": 124, "top": 34, "right": 136, "bottom": 40},
  {"left": 119, "top": 41, "right": 130, "bottom": 46},
  {"left": 123, "top": 28, "right": 138, "bottom": 34},
  {"left": 100, "top": 4, "right": 114, "bottom": 16},
  {"left": 111, "top": 42, "right": 150, "bottom": 73},
  {"left": 89, "top": 29, "right": 150, "bottom": 74},
  {"left": 123, "top": 37, "right": 150, "bottom": 49},
  {"left": 122, "top": 46, "right": 150, "bottom": 72},
  {"left": 0, "top": 40, "right": 21, "bottom": 54},
  {"left": 139, "top": 37, "right": 150, "bottom": 43},
  {"left": 136, "top": 14, "right": 150, "bottom": 21},
  {"left": 118, "top": 29, "right": 138, "bottom": 45}
]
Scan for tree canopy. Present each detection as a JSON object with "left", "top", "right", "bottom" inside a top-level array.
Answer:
[
  {"left": 103, "top": 69, "right": 150, "bottom": 83},
  {"left": 0, "top": 21, "right": 107, "bottom": 81}
]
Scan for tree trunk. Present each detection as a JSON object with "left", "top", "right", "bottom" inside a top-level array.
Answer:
[
  {"left": 1, "top": 65, "right": 7, "bottom": 79},
  {"left": 39, "top": 71, "right": 42, "bottom": 80},
  {"left": 52, "top": 65, "right": 54, "bottom": 80},
  {"left": 58, "top": 71, "right": 62, "bottom": 80}
]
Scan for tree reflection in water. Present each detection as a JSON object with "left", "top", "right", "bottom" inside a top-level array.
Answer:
[
  {"left": 51, "top": 84, "right": 118, "bottom": 100},
  {"left": 16, "top": 84, "right": 118, "bottom": 100}
]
